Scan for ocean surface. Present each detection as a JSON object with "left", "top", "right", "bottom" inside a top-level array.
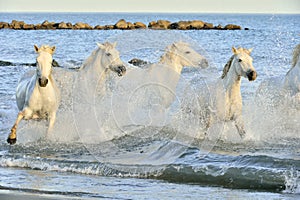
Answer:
[{"left": 0, "top": 13, "right": 299, "bottom": 199}]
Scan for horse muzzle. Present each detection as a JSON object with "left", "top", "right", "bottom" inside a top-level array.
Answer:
[
  {"left": 246, "top": 70, "right": 257, "bottom": 81},
  {"left": 38, "top": 77, "right": 49, "bottom": 87},
  {"left": 115, "top": 65, "right": 127, "bottom": 76},
  {"left": 199, "top": 59, "right": 209, "bottom": 68}
]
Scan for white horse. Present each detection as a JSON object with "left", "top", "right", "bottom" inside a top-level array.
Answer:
[
  {"left": 50, "top": 42, "right": 127, "bottom": 142},
  {"left": 133, "top": 42, "right": 208, "bottom": 108},
  {"left": 284, "top": 44, "right": 300, "bottom": 100},
  {"left": 149, "top": 42, "right": 208, "bottom": 107},
  {"left": 220, "top": 47, "right": 257, "bottom": 137},
  {"left": 111, "top": 42, "right": 208, "bottom": 131},
  {"left": 76, "top": 42, "right": 126, "bottom": 96},
  {"left": 7, "top": 45, "right": 60, "bottom": 144},
  {"left": 184, "top": 47, "right": 257, "bottom": 138}
]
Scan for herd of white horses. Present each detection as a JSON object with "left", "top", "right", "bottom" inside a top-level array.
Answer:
[{"left": 6, "top": 42, "right": 300, "bottom": 145}]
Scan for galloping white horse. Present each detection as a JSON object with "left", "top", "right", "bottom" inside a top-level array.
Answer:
[
  {"left": 284, "top": 44, "right": 300, "bottom": 99},
  {"left": 7, "top": 45, "right": 60, "bottom": 144},
  {"left": 80, "top": 42, "right": 126, "bottom": 76},
  {"left": 77, "top": 42, "right": 126, "bottom": 95},
  {"left": 152, "top": 42, "right": 208, "bottom": 107},
  {"left": 110, "top": 42, "right": 208, "bottom": 131},
  {"left": 141, "top": 42, "right": 209, "bottom": 108},
  {"left": 220, "top": 47, "right": 257, "bottom": 137}
]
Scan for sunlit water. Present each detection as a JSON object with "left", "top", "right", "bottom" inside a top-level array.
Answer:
[{"left": 0, "top": 13, "right": 299, "bottom": 199}]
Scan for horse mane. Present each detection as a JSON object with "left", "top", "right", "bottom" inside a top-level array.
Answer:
[
  {"left": 221, "top": 55, "right": 234, "bottom": 79},
  {"left": 221, "top": 47, "right": 251, "bottom": 79},
  {"left": 159, "top": 42, "right": 189, "bottom": 62},
  {"left": 291, "top": 44, "right": 300, "bottom": 68},
  {"left": 80, "top": 48, "right": 99, "bottom": 70},
  {"left": 80, "top": 42, "right": 114, "bottom": 71}
]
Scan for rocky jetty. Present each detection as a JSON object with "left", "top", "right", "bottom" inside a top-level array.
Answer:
[
  {"left": 128, "top": 58, "right": 149, "bottom": 67},
  {"left": 0, "top": 19, "right": 245, "bottom": 30},
  {"left": 0, "top": 59, "right": 60, "bottom": 67}
]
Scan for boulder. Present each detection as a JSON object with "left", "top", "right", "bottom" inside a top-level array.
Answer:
[
  {"left": 10, "top": 20, "right": 25, "bottom": 29},
  {"left": 23, "top": 23, "right": 35, "bottom": 30},
  {"left": 169, "top": 20, "right": 205, "bottom": 30},
  {"left": 214, "top": 24, "right": 223, "bottom": 30},
  {"left": 148, "top": 21, "right": 156, "bottom": 27},
  {"left": 0, "top": 22, "right": 10, "bottom": 29},
  {"left": 134, "top": 22, "right": 146, "bottom": 29},
  {"left": 169, "top": 21, "right": 187, "bottom": 30},
  {"left": 94, "top": 25, "right": 105, "bottom": 30},
  {"left": 52, "top": 59, "right": 60, "bottom": 67},
  {"left": 35, "top": 23, "right": 42, "bottom": 30},
  {"left": 41, "top": 20, "right": 55, "bottom": 29},
  {"left": 148, "top": 20, "right": 171, "bottom": 29},
  {"left": 0, "top": 60, "right": 14, "bottom": 66},
  {"left": 224, "top": 24, "right": 242, "bottom": 30},
  {"left": 203, "top": 22, "right": 214, "bottom": 29},
  {"left": 104, "top": 25, "right": 114, "bottom": 30},
  {"left": 115, "top": 19, "right": 128, "bottom": 29},
  {"left": 73, "top": 22, "right": 93, "bottom": 30},
  {"left": 66, "top": 22, "right": 73, "bottom": 29},
  {"left": 57, "top": 22, "right": 73, "bottom": 29},
  {"left": 189, "top": 20, "right": 205, "bottom": 29},
  {"left": 127, "top": 22, "right": 135, "bottom": 29},
  {"left": 128, "top": 58, "right": 148, "bottom": 67}
]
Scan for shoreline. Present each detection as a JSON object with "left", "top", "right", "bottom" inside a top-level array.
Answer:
[{"left": 0, "top": 189, "right": 84, "bottom": 200}]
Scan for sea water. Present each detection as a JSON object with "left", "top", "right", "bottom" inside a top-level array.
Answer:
[{"left": 0, "top": 13, "right": 299, "bottom": 199}]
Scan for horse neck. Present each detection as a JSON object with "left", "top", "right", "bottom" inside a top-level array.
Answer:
[
  {"left": 223, "top": 63, "right": 242, "bottom": 97},
  {"left": 159, "top": 51, "right": 183, "bottom": 74},
  {"left": 80, "top": 50, "right": 107, "bottom": 79}
]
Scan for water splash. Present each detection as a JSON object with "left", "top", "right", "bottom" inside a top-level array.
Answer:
[{"left": 284, "top": 168, "right": 300, "bottom": 194}]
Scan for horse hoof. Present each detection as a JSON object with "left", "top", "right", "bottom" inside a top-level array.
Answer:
[{"left": 7, "top": 137, "right": 17, "bottom": 145}]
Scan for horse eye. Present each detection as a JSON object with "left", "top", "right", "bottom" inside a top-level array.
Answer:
[
  {"left": 185, "top": 51, "right": 191, "bottom": 54},
  {"left": 238, "top": 59, "right": 242, "bottom": 62},
  {"left": 106, "top": 53, "right": 112, "bottom": 56}
]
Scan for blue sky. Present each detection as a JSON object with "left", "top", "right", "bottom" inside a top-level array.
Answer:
[{"left": 0, "top": 0, "right": 299, "bottom": 13}]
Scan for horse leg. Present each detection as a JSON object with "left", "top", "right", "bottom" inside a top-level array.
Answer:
[
  {"left": 234, "top": 116, "right": 246, "bottom": 138},
  {"left": 7, "top": 111, "right": 24, "bottom": 144},
  {"left": 47, "top": 112, "right": 56, "bottom": 137}
]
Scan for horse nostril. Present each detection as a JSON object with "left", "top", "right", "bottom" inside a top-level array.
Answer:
[
  {"left": 247, "top": 70, "right": 257, "bottom": 81},
  {"left": 200, "top": 59, "right": 209, "bottom": 68},
  {"left": 119, "top": 65, "right": 126, "bottom": 73}
]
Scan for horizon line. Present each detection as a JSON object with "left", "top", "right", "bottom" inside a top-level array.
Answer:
[{"left": 0, "top": 11, "right": 299, "bottom": 15}]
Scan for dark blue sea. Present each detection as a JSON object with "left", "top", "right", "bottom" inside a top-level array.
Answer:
[{"left": 0, "top": 13, "right": 299, "bottom": 199}]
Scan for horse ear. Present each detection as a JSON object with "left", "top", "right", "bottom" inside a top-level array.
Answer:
[
  {"left": 97, "top": 42, "right": 105, "bottom": 49},
  {"left": 232, "top": 47, "right": 238, "bottom": 54},
  {"left": 112, "top": 41, "right": 117, "bottom": 48},
  {"left": 247, "top": 48, "right": 253, "bottom": 55},
  {"left": 50, "top": 46, "right": 56, "bottom": 54},
  {"left": 34, "top": 45, "right": 39, "bottom": 53}
]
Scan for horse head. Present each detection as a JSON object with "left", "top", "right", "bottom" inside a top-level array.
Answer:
[
  {"left": 96, "top": 42, "right": 126, "bottom": 76},
  {"left": 34, "top": 44, "right": 56, "bottom": 87},
  {"left": 222, "top": 47, "right": 257, "bottom": 81},
  {"left": 168, "top": 42, "right": 209, "bottom": 69}
]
